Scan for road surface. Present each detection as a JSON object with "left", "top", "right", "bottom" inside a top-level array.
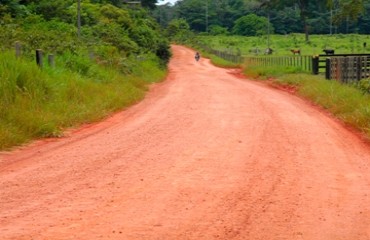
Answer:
[{"left": 1, "top": 45, "right": 370, "bottom": 240}]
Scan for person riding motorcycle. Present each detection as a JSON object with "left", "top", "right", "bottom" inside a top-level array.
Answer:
[{"left": 195, "top": 52, "right": 200, "bottom": 61}]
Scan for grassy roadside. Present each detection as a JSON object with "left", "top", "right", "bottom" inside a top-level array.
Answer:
[
  {"left": 198, "top": 51, "right": 240, "bottom": 68},
  {"left": 0, "top": 51, "right": 166, "bottom": 150}
]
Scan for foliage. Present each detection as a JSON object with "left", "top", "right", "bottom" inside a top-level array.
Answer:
[
  {"left": 359, "top": 78, "right": 370, "bottom": 94},
  {"left": 92, "top": 21, "right": 138, "bottom": 54},
  {"left": 0, "top": 48, "right": 166, "bottom": 150},
  {"left": 155, "top": 39, "right": 172, "bottom": 65},
  {"left": 0, "top": 1, "right": 168, "bottom": 59},
  {"left": 157, "top": 0, "right": 370, "bottom": 36},
  {"left": 166, "top": 18, "right": 192, "bottom": 42},
  {"left": 0, "top": 0, "right": 169, "bottom": 150},
  {"left": 232, "top": 14, "right": 272, "bottom": 36},
  {"left": 209, "top": 25, "right": 229, "bottom": 35}
]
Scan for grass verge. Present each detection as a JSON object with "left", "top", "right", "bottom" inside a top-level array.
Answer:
[
  {"left": 199, "top": 51, "right": 240, "bottom": 68},
  {"left": 0, "top": 51, "right": 166, "bottom": 150}
]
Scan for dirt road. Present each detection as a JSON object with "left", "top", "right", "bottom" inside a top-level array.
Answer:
[{"left": 1, "top": 45, "right": 370, "bottom": 240}]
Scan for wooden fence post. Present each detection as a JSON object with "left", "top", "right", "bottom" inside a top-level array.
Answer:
[
  {"left": 89, "top": 51, "right": 95, "bottom": 61},
  {"left": 312, "top": 56, "right": 319, "bottom": 75},
  {"left": 325, "top": 57, "right": 331, "bottom": 80},
  {"left": 48, "top": 54, "right": 55, "bottom": 68},
  {"left": 36, "top": 49, "right": 43, "bottom": 68},
  {"left": 356, "top": 57, "right": 362, "bottom": 81},
  {"left": 15, "top": 41, "right": 21, "bottom": 58}
]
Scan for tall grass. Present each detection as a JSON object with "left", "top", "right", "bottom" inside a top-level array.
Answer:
[
  {"left": 243, "top": 65, "right": 303, "bottom": 79},
  {"left": 0, "top": 51, "right": 166, "bottom": 150},
  {"left": 200, "top": 51, "right": 240, "bottom": 68}
]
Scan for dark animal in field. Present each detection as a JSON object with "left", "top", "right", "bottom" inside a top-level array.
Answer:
[
  {"left": 290, "top": 49, "right": 301, "bottom": 55},
  {"left": 323, "top": 49, "right": 335, "bottom": 55},
  {"left": 265, "top": 48, "right": 273, "bottom": 55}
]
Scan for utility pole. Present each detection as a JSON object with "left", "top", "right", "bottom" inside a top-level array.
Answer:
[
  {"left": 205, "top": 0, "right": 208, "bottom": 33},
  {"left": 77, "top": 0, "right": 81, "bottom": 38},
  {"left": 267, "top": 12, "right": 271, "bottom": 48},
  {"left": 330, "top": 8, "right": 333, "bottom": 35}
]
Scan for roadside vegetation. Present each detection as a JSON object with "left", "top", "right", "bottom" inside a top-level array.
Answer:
[{"left": 0, "top": 0, "right": 170, "bottom": 150}]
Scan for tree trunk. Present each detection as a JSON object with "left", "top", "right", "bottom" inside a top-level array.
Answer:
[
  {"left": 77, "top": 0, "right": 81, "bottom": 38},
  {"left": 299, "top": 0, "right": 309, "bottom": 42},
  {"left": 304, "top": 17, "right": 309, "bottom": 42}
]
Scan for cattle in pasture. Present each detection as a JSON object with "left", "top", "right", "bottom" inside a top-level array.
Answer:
[
  {"left": 290, "top": 49, "right": 301, "bottom": 55},
  {"left": 265, "top": 48, "right": 273, "bottom": 55},
  {"left": 323, "top": 49, "right": 335, "bottom": 55}
]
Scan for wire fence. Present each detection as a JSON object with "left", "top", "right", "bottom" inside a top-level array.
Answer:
[{"left": 195, "top": 43, "right": 370, "bottom": 84}]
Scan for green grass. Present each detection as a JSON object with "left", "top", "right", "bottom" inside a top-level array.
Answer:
[
  {"left": 243, "top": 65, "right": 303, "bottom": 79},
  {"left": 197, "top": 34, "right": 370, "bottom": 56},
  {"left": 200, "top": 51, "right": 240, "bottom": 68},
  {"left": 0, "top": 51, "right": 166, "bottom": 150}
]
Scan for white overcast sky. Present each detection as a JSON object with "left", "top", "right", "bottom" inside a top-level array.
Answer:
[{"left": 157, "top": 0, "right": 180, "bottom": 5}]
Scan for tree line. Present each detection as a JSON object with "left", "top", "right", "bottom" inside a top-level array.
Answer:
[
  {"left": 155, "top": 0, "right": 369, "bottom": 41},
  {"left": 0, "top": 0, "right": 171, "bottom": 65}
]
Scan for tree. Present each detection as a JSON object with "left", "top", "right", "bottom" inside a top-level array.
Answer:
[
  {"left": 330, "top": 0, "right": 365, "bottom": 26},
  {"left": 141, "top": 0, "right": 158, "bottom": 9},
  {"left": 209, "top": 25, "right": 229, "bottom": 35},
  {"left": 166, "top": 18, "right": 190, "bottom": 38},
  {"left": 232, "top": 13, "right": 272, "bottom": 36},
  {"left": 176, "top": 0, "right": 207, "bottom": 31},
  {"left": 0, "top": 0, "right": 29, "bottom": 17}
]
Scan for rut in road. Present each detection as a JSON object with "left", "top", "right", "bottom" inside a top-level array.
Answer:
[{"left": 0, "top": 45, "right": 370, "bottom": 240}]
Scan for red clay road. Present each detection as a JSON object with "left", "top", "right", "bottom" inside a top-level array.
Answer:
[{"left": 1, "top": 45, "right": 370, "bottom": 240}]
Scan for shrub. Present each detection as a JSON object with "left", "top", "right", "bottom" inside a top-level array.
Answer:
[
  {"left": 61, "top": 51, "right": 92, "bottom": 75},
  {"left": 209, "top": 25, "right": 229, "bottom": 35},
  {"left": 166, "top": 18, "right": 191, "bottom": 42},
  {"left": 155, "top": 39, "right": 172, "bottom": 65},
  {"left": 232, "top": 14, "right": 273, "bottom": 36},
  {"left": 359, "top": 78, "right": 370, "bottom": 94}
]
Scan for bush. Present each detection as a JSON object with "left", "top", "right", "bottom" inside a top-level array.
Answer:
[
  {"left": 232, "top": 14, "right": 273, "bottom": 36},
  {"left": 166, "top": 18, "right": 191, "bottom": 42},
  {"left": 61, "top": 51, "right": 92, "bottom": 75},
  {"left": 359, "top": 78, "right": 370, "bottom": 94},
  {"left": 92, "top": 22, "right": 138, "bottom": 54},
  {"left": 209, "top": 25, "right": 229, "bottom": 35},
  {"left": 155, "top": 39, "right": 172, "bottom": 65}
]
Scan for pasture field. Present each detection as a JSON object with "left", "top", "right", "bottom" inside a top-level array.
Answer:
[{"left": 196, "top": 34, "right": 370, "bottom": 56}]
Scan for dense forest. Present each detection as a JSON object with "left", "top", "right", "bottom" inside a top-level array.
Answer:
[{"left": 155, "top": 0, "right": 369, "bottom": 40}]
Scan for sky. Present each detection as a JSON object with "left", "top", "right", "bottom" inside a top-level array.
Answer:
[{"left": 157, "top": 0, "right": 180, "bottom": 6}]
